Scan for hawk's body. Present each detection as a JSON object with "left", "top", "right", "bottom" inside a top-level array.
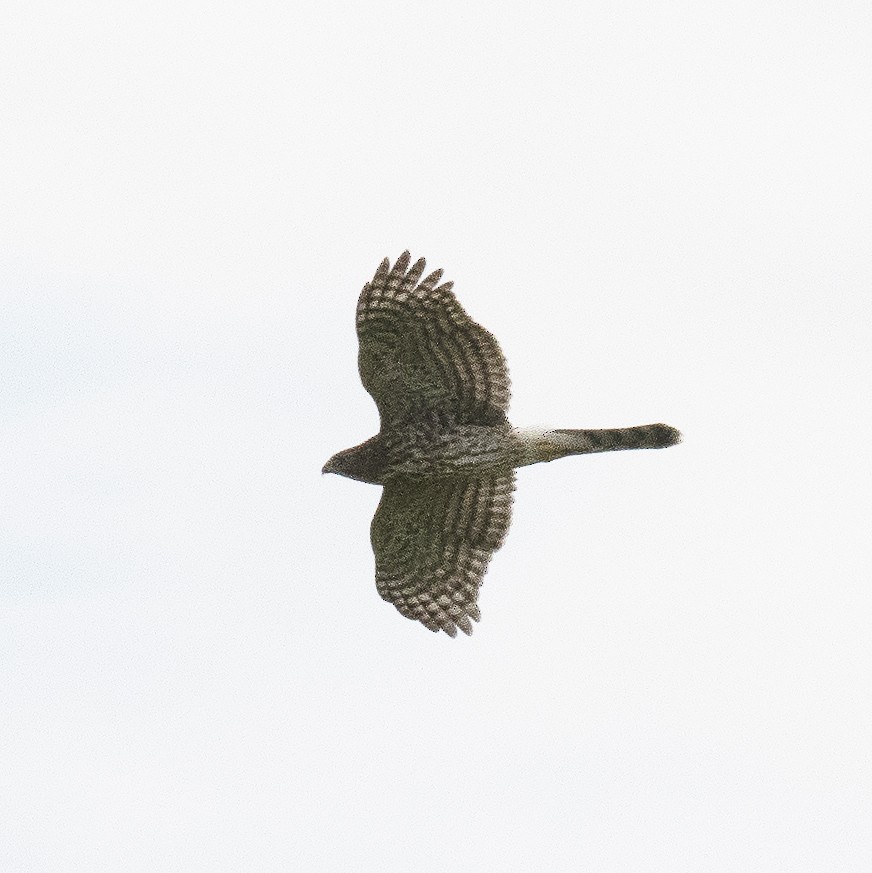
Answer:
[{"left": 323, "top": 252, "right": 680, "bottom": 636}]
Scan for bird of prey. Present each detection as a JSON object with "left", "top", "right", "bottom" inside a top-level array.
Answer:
[{"left": 323, "top": 252, "right": 681, "bottom": 637}]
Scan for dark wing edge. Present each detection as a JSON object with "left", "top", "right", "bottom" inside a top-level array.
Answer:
[
  {"left": 370, "top": 473, "right": 515, "bottom": 637},
  {"left": 356, "top": 252, "right": 511, "bottom": 427}
]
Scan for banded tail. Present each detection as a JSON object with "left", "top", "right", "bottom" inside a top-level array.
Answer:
[{"left": 518, "top": 423, "right": 681, "bottom": 465}]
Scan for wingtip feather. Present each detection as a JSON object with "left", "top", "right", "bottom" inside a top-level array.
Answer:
[
  {"left": 372, "top": 257, "right": 390, "bottom": 281},
  {"left": 420, "top": 268, "right": 444, "bottom": 289},
  {"left": 456, "top": 615, "right": 474, "bottom": 635},
  {"left": 392, "top": 251, "right": 411, "bottom": 275}
]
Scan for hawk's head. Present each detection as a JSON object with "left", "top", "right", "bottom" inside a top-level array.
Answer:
[{"left": 322, "top": 437, "right": 386, "bottom": 485}]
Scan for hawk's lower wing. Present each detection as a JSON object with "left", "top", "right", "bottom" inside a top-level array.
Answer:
[{"left": 370, "top": 474, "right": 515, "bottom": 636}]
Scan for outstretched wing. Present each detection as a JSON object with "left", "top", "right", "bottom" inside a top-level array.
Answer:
[
  {"left": 356, "top": 251, "right": 511, "bottom": 429},
  {"left": 370, "top": 473, "right": 515, "bottom": 636}
]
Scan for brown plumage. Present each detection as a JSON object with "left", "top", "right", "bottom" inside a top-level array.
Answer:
[{"left": 323, "top": 252, "right": 681, "bottom": 636}]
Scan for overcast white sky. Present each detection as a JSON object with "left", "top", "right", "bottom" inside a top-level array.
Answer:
[{"left": 2, "top": 2, "right": 871, "bottom": 871}]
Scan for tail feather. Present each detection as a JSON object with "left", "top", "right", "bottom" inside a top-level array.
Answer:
[{"left": 547, "top": 423, "right": 681, "bottom": 457}]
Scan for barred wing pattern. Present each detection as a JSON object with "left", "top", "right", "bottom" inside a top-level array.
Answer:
[
  {"left": 357, "top": 251, "right": 511, "bottom": 428},
  {"left": 371, "top": 473, "right": 515, "bottom": 636}
]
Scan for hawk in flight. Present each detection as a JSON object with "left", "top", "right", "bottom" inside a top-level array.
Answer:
[{"left": 323, "top": 252, "right": 681, "bottom": 636}]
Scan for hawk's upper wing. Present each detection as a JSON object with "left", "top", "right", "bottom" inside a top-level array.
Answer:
[
  {"left": 356, "top": 251, "right": 511, "bottom": 429},
  {"left": 370, "top": 473, "right": 515, "bottom": 636}
]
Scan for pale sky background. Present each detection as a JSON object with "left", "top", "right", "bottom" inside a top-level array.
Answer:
[{"left": 2, "top": 2, "right": 871, "bottom": 871}]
